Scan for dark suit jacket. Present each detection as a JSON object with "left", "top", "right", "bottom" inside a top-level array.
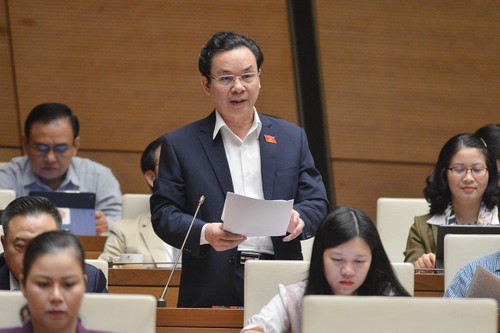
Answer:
[
  {"left": 151, "top": 112, "right": 328, "bottom": 307},
  {"left": 0, "top": 253, "right": 108, "bottom": 293}
]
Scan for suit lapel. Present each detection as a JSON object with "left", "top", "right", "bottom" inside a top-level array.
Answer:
[
  {"left": 259, "top": 117, "right": 277, "bottom": 200},
  {"left": 198, "top": 114, "right": 234, "bottom": 195},
  {"left": 0, "top": 269, "right": 10, "bottom": 290},
  {"left": 138, "top": 215, "right": 166, "bottom": 265}
]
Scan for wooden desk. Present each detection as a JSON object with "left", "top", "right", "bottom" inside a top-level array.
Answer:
[
  {"left": 78, "top": 235, "right": 107, "bottom": 259},
  {"left": 414, "top": 273, "right": 444, "bottom": 297},
  {"left": 108, "top": 268, "right": 180, "bottom": 306},
  {"left": 109, "top": 269, "right": 446, "bottom": 301},
  {"left": 156, "top": 308, "right": 243, "bottom": 333}
]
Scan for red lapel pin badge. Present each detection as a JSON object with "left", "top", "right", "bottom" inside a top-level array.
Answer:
[{"left": 264, "top": 134, "right": 277, "bottom": 144}]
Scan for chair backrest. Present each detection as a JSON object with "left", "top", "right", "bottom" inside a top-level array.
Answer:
[
  {"left": 0, "top": 291, "right": 25, "bottom": 327},
  {"left": 0, "top": 189, "right": 12, "bottom": 252},
  {"left": 0, "top": 291, "right": 157, "bottom": 333},
  {"left": 122, "top": 193, "right": 151, "bottom": 219},
  {"left": 444, "top": 234, "right": 500, "bottom": 290},
  {"left": 300, "top": 236, "right": 314, "bottom": 261},
  {"left": 0, "top": 189, "right": 16, "bottom": 209},
  {"left": 243, "top": 261, "right": 414, "bottom": 323},
  {"left": 302, "top": 295, "right": 498, "bottom": 333},
  {"left": 244, "top": 260, "right": 309, "bottom": 323},
  {"left": 85, "top": 258, "right": 109, "bottom": 288},
  {"left": 390, "top": 262, "right": 414, "bottom": 296},
  {"left": 376, "top": 197, "right": 429, "bottom": 262},
  {"left": 80, "top": 293, "right": 156, "bottom": 332}
]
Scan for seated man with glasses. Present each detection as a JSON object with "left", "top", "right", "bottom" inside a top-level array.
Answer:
[
  {"left": 404, "top": 133, "right": 499, "bottom": 271},
  {"left": 0, "top": 102, "right": 122, "bottom": 235}
]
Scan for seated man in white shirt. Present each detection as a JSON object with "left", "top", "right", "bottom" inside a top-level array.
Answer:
[
  {"left": 0, "top": 102, "right": 122, "bottom": 235},
  {"left": 99, "top": 138, "right": 180, "bottom": 267}
]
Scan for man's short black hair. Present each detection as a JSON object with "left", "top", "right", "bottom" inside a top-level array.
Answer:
[
  {"left": 198, "top": 31, "right": 264, "bottom": 82},
  {"left": 24, "top": 102, "right": 80, "bottom": 139},
  {"left": 140, "top": 137, "right": 162, "bottom": 174},
  {"left": 1, "top": 196, "right": 62, "bottom": 236}
]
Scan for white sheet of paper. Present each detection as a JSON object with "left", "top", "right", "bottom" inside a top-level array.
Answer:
[{"left": 221, "top": 192, "right": 294, "bottom": 237}]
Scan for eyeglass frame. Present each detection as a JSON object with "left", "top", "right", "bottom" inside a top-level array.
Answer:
[
  {"left": 29, "top": 143, "right": 72, "bottom": 155},
  {"left": 209, "top": 70, "right": 261, "bottom": 86},
  {"left": 447, "top": 166, "right": 489, "bottom": 178}
]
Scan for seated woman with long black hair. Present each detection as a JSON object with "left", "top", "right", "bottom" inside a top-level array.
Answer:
[{"left": 242, "top": 206, "right": 410, "bottom": 333}]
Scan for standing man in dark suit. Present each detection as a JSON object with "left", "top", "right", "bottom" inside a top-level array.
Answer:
[
  {"left": 0, "top": 196, "right": 107, "bottom": 292},
  {"left": 151, "top": 31, "right": 328, "bottom": 307}
]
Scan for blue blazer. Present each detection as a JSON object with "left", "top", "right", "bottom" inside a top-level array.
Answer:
[
  {"left": 151, "top": 112, "right": 328, "bottom": 307},
  {"left": 0, "top": 253, "right": 108, "bottom": 293}
]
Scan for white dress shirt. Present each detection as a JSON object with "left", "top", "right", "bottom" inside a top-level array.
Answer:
[{"left": 200, "top": 109, "right": 274, "bottom": 254}]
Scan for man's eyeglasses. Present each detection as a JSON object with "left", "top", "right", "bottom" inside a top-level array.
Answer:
[
  {"left": 447, "top": 166, "right": 488, "bottom": 178},
  {"left": 209, "top": 70, "right": 261, "bottom": 86},
  {"left": 30, "top": 143, "right": 70, "bottom": 155}
]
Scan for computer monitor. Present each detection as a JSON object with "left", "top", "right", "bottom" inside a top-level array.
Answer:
[{"left": 435, "top": 224, "right": 500, "bottom": 268}]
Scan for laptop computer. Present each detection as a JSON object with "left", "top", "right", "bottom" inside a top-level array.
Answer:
[
  {"left": 29, "top": 191, "right": 96, "bottom": 235},
  {"left": 435, "top": 224, "right": 500, "bottom": 269}
]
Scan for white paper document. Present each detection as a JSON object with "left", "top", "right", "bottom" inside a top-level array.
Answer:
[{"left": 221, "top": 192, "right": 294, "bottom": 237}]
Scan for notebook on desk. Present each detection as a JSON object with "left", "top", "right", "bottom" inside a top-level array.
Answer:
[
  {"left": 28, "top": 191, "right": 96, "bottom": 235},
  {"left": 435, "top": 224, "right": 500, "bottom": 269}
]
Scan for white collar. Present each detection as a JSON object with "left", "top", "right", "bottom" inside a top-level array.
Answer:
[
  {"left": 213, "top": 108, "right": 262, "bottom": 140},
  {"left": 427, "top": 214, "right": 446, "bottom": 226},
  {"left": 9, "top": 271, "right": 20, "bottom": 291},
  {"left": 426, "top": 205, "right": 499, "bottom": 225}
]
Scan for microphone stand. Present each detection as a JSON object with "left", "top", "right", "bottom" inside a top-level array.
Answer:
[{"left": 157, "top": 195, "right": 205, "bottom": 307}]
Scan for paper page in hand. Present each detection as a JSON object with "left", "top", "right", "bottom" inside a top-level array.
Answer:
[
  {"left": 465, "top": 265, "right": 500, "bottom": 304},
  {"left": 221, "top": 192, "right": 294, "bottom": 237}
]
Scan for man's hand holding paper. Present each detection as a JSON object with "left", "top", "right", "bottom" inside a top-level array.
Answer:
[
  {"left": 221, "top": 192, "right": 295, "bottom": 237},
  {"left": 204, "top": 223, "right": 247, "bottom": 251},
  {"left": 282, "top": 209, "right": 305, "bottom": 242}
]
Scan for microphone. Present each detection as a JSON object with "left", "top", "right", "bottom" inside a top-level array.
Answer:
[{"left": 157, "top": 195, "right": 205, "bottom": 307}]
